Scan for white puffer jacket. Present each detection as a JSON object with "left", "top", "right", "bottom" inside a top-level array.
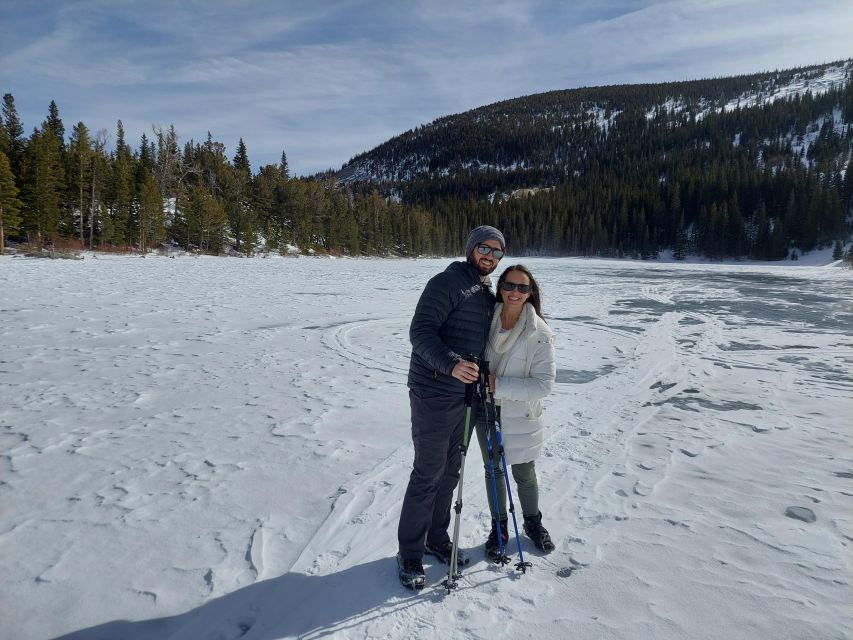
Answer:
[{"left": 488, "top": 303, "right": 556, "bottom": 465}]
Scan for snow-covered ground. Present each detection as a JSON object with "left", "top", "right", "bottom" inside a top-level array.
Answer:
[{"left": 1, "top": 255, "right": 851, "bottom": 640}]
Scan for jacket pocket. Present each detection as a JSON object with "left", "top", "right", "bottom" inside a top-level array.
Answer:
[
  {"left": 500, "top": 399, "right": 543, "bottom": 420},
  {"left": 526, "top": 400, "right": 543, "bottom": 419}
]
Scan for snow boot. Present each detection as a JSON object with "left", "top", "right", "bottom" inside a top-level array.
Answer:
[
  {"left": 484, "top": 518, "right": 509, "bottom": 562},
  {"left": 523, "top": 511, "right": 555, "bottom": 552},
  {"left": 425, "top": 540, "right": 470, "bottom": 566},
  {"left": 397, "top": 553, "right": 425, "bottom": 590}
]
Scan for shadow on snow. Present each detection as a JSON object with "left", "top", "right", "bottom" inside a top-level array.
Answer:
[{"left": 53, "top": 557, "right": 433, "bottom": 640}]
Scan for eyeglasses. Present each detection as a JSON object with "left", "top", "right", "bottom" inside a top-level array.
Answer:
[
  {"left": 500, "top": 282, "right": 531, "bottom": 293},
  {"left": 477, "top": 244, "right": 505, "bottom": 259}
]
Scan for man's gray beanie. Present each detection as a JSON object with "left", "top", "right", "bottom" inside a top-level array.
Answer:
[{"left": 465, "top": 225, "right": 506, "bottom": 257}]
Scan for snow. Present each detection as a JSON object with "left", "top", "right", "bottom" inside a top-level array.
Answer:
[
  {"left": 1, "top": 254, "right": 852, "bottom": 640},
  {"left": 719, "top": 63, "right": 851, "bottom": 114},
  {"left": 667, "top": 61, "right": 853, "bottom": 123},
  {"left": 586, "top": 105, "right": 621, "bottom": 134},
  {"left": 791, "top": 107, "right": 850, "bottom": 163}
]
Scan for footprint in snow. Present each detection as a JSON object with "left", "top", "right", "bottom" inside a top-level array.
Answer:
[
  {"left": 785, "top": 506, "right": 816, "bottom": 523},
  {"left": 632, "top": 481, "right": 651, "bottom": 496}
]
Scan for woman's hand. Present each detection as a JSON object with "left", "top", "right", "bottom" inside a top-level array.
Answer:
[{"left": 489, "top": 373, "right": 496, "bottom": 393}]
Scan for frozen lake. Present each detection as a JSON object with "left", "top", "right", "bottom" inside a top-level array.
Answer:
[{"left": 1, "top": 255, "right": 851, "bottom": 640}]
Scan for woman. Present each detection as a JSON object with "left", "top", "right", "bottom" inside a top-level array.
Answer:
[{"left": 476, "top": 264, "right": 557, "bottom": 560}]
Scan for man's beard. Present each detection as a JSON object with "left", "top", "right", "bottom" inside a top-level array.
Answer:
[
  {"left": 471, "top": 256, "right": 497, "bottom": 276},
  {"left": 477, "top": 262, "right": 496, "bottom": 276}
]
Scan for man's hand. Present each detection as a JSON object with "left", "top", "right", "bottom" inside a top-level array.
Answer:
[{"left": 451, "top": 359, "right": 479, "bottom": 384}]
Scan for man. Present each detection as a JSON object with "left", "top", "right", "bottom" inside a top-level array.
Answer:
[{"left": 397, "top": 225, "right": 506, "bottom": 590}]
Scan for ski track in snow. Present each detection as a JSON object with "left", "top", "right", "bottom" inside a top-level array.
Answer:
[{"left": 1, "top": 255, "right": 852, "bottom": 640}]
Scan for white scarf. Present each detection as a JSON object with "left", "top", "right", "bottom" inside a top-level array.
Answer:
[{"left": 485, "top": 303, "right": 530, "bottom": 377}]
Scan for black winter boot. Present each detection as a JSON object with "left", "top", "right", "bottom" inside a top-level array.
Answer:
[
  {"left": 396, "top": 553, "right": 425, "bottom": 590},
  {"left": 523, "top": 512, "right": 555, "bottom": 552},
  {"left": 425, "top": 539, "right": 470, "bottom": 566},
  {"left": 484, "top": 518, "right": 509, "bottom": 562}
]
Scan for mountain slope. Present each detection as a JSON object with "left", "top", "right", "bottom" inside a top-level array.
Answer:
[
  {"left": 337, "top": 60, "right": 853, "bottom": 260},
  {"left": 339, "top": 61, "right": 852, "bottom": 187}
]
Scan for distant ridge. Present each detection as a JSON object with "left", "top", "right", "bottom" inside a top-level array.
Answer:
[{"left": 337, "top": 59, "right": 853, "bottom": 186}]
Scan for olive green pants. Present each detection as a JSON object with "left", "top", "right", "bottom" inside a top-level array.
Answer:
[{"left": 474, "top": 416, "right": 539, "bottom": 520}]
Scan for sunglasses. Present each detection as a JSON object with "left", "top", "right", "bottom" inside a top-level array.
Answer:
[
  {"left": 477, "top": 244, "right": 505, "bottom": 259},
  {"left": 500, "top": 282, "right": 531, "bottom": 293}
]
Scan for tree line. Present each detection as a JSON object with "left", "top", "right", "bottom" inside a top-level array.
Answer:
[{"left": 0, "top": 95, "right": 435, "bottom": 257}]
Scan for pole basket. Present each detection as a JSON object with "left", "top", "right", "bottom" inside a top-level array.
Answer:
[
  {"left": 494, "top": 554, "right": 512, "bottom": 566},
  {"left": 442, "top": 576, "right": 460, "bottom": 592}
]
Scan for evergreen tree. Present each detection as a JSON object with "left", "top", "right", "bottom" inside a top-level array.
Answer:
[
  {"left": 2, "top": 94, "right": 25, "bottom": 174},
  {"left": 253, "top": 164, "right": 282, "bottom": 249},
  {"left": 89, "top": 130, "right": 110, "bottom": 249},
  {"left": 673, "top": 213, "right": 688, "bottom": 260},
  {"left": 186, "top": 182, "right": 227, "bottom": 253},
  {"left": 45, "top": 100, "right": 65, "bottom": 147},
  {"left": 108, "top": 120, "right": 134, "bottom": 246},
  {"left": 233, "top": 138, "right": 251, "bottom": 176},
  {"left": 752, "top": 202, "right": 771, "bottom": 259},
  {"left": 0, "top": 107, "right": 10, "bottom": 161},
  {"left": 329, "top": 191, "right": 358, "bottom": 254},
  {"left": 19, "top": 127, "right": 64, "bottom": 245},
  {"left": 726, "top": 197, "right": 745, "bottom": 257},
  {"left": 137, "top": 132, "right": 156, "bottom": 178},
  {"left": 769, "top": 218, "right": 788, "bottom": 259},
  {"left": 288, "top": 180, "right": 310, "bottom": 249},
  {"left": 137, "top": 169, "right": 165, "bottom": 253},
  {"left": 0, "top": 150, "right": 23, "bottom": 253},
  {"left": 68, "top": 122, "right": 92, "bottom": 243},
  {"left": 227, "top": 137, "right": 255, "bottom": 253},
  {"left": 279, "top": 150, "right": 290, "bottom": 179}
]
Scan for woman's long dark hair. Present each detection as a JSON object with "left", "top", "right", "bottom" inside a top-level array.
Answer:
[{"left": 496, "top": 264, "right": 544, "bottom": 319}]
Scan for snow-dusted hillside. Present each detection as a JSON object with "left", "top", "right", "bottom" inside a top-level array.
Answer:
[
  {"left": 653, "top": 61, "right": 852, "bottom": 121},
  {"left": 337, "top": 60, "right": 853, "bottom": 186}
]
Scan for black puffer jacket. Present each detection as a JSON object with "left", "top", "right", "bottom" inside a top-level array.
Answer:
[{"left": 407, "top": 260, "right": 496, "bottom": 396}]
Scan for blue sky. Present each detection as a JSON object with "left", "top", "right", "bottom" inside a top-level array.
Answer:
[{"left": 1, "top": 0, "right": 851, "bottom": 176}]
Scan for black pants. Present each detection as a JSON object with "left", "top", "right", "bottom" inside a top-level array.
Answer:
[{"left": 397, "top": 389, "right": 472, "bottom": 560}]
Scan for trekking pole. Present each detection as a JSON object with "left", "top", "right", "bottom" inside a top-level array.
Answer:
[
  {"left": 482, "top": 361, "right": 511, "bottom": 566},
  {"left": 488, "top": 386, "right": 532, "bottom": 573},
  {"left": 443, "top": 358, "right": 477, "bottom": 593}
]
